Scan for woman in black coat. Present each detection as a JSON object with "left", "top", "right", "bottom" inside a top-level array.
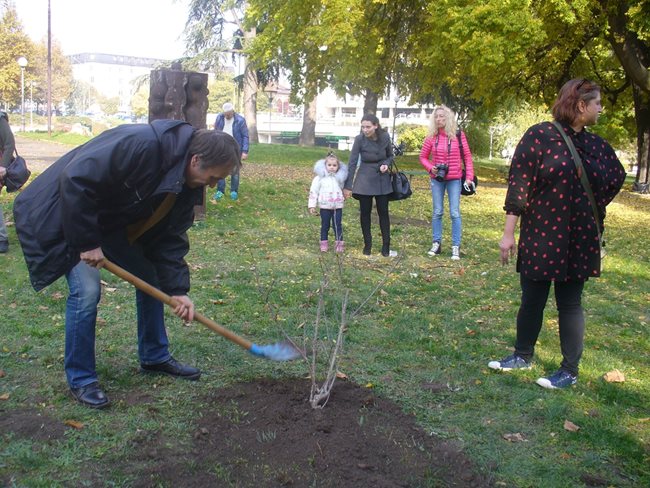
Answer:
[
  {"left": 488, "top": 79, "right": 626, "bottom": 389},
  {"left": 343, "top": 114, "right": 395, "bottom": 257}
]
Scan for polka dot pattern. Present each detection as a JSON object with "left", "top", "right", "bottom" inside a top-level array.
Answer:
[{"left": 504, "top": 121, "right": 626, "bottom": 281}]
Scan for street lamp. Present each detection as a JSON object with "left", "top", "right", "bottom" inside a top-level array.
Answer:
[
  {"left": 30, "top": 81, "right": 36, "bottom": 130},
  {"left": 264, "top": 85, "right": 277, "bottom": 144},
  {"left": 391, "top": 92, "right": 400, "bottom": 142},
  {"left": 17, "top": 56, "right": 28, "bottom": 132}
]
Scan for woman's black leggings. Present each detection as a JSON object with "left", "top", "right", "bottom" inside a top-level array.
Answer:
[
  {"left": 357, "top": 194, "right": 390, "bottom": 251},
  {"left": 514, "top": 275, "right": 585, "bottom": 375}
]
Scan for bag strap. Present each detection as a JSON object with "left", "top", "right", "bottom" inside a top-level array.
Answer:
[
  {"left": 456, "top": 129, "right": 466, "bottom": 170},
  {"left": 126, "top": 193, "right": 177, "bottom": 244},
  {"left": 551, "top": 120, "right": 602, "bottom": 246}
]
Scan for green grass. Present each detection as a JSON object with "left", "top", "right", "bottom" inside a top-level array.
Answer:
[{"left": 1, "top": 138, "right": 649, "bottom": 487}]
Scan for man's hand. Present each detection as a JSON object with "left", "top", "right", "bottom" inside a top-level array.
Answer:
[
  {"left": 171, "top": 295, "right": 194, "bottom": 321},
  {"left": 463, "top": 180, "right": 475, "bottom": 193},
  {"left": 241, "top": 152, "right": 248, "bottom": 160},
  {"left": 379, "top": 164, "right": 389, "bottom": 173},
  {"left": 343, "top": 189, "right": 352, "bottom": 199},
  {"left": 80, "top": 247, "right": 105, "bottom": 268}
]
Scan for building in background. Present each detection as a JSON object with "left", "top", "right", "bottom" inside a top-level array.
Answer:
[{"left": 68, "top": 53, "right": 163, "bottom": 115}]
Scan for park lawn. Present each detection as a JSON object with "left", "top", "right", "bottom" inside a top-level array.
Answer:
[{"left": 1, "top": 139, "right": 649, "bottom": 487}]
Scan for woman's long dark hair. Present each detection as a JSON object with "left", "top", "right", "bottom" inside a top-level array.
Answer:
[{"left": 360, "top": 113, "right": 385, "bottom": 135}]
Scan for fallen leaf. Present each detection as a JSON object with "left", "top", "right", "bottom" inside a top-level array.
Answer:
[
  {"left": 638, "top": 417, "right": 650, "bottom": 423},
  {"left": 210, "top": 299, "right": 225, "bottom": 305},
  {"left": 365, "top": 382, "right": 374, "bottom": 388},
  {"left": 100, "top": 280, "right": 109, "bottom": 286},
  {"left": 64, "top": 420, "right": 84, "bottom": 429},
  {"left": 560, "top": 452, "right": 571, "bottom": 459},
  {"left": 379, "top": 289, "right": 388, "bottom": 296},
  {"left": 603, "top": 369, "right": 625, "bottom": 383},
  {"left": 38, "top": 306, "right": 48, "bottom": 310},
  {"left": 502, "top": 432, "right": 526, "bottom": 442},
  {"left": 563, "top": 420, "right": 580, "bottom": 432},
  {"left": 466, "top": 329, "right": 476, "bottom": 336},
  {"left": 9, "top": 302, "right": 16, "bottom": 309},
  {"left": 51, "top": 292, "right": 64, "bottom": 300},
  {"left": 0, "top": 393, "right": 9, "bottom": 400},
  {"left": 336, "top": 371, "right": 348, "bottom": 380},
  {"left": 0, "top": 370, "right": 5, "bottom": 378},
  {"left": 104, "top": 287, "right": 117, "bottom": 292}
]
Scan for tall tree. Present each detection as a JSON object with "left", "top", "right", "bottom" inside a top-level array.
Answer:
[
  {"left": 185, "top": 0, "right": 261, "bottom": 142},
  {"left": 0, "top": 1, "right": 34, "bottom": 108},
  {"left": 403, "top": 0, "right": 648, "bottom": 191}
]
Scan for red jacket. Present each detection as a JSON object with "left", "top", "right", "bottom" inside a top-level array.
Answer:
[{"left": 419, "top": 130, "right": 474, "bottom": 181}]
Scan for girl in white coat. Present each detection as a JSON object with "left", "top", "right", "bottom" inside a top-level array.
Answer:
[{"left": 308, "top": 153, "right": 348, "bottom": 252}]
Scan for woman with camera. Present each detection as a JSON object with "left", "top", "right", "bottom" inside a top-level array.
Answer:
[
  {"left": 489, "top": 79, "right": 626, "bottom": 389},
  {"left": 343, "top": 113, "right": 396, "bottom": 257},
  {"left": 419, "top": 105, "right": 475, "bottom": 260}
]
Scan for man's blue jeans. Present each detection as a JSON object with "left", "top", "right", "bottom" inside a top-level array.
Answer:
[
  {"left": 217, "top": 165, "right": 240, "bottom": 193},
  {"left": 430, "top": 178, "right": 462, "bottom": 247},
  {"left": 64, "top": 252, "right": 171, "bottom": 388},
  {"left": 0, "top": 204, "right": 8, "bottom": 243}
]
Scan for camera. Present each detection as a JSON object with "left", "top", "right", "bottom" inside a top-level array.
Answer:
[
  {"left": 392, "top": 142, "right": 405, "bottom": 156},
  {"left": 435, "top": 164, "right": 448, "bottom": 182}
]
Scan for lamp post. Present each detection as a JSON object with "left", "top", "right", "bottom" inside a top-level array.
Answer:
[
  {"left": 391, "top": 92, "right": 400, "bottom": 142},
  {"left": 17, "top": 56, "right": 28, "bottom": 132},
  {"left": 264, "top": 85, "right": 277, "bottom": 144},
  {"left": 30, "top": 81, "right": 35, "bottom": 130}
]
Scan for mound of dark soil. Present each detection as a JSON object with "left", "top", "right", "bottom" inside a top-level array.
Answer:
[{"left": 132, "top": 378, "right": 490, "bottom": 487}]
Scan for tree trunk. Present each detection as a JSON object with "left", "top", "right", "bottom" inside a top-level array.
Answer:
[
  {"left": 242, "top": 27, "right": 259, "bottom": 143},
  {"left": 299, "top": 94, "right": 317, "bottom": 146},
  {"left": 363, "top": 89, "right": 379, "bottom": 115},
  {"left": 633, "top": 84, "right": 650, "bottom": 193}
]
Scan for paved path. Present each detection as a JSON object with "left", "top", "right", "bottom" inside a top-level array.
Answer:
[{"left": 16, "top": 135, "right": 72, "bottom": 173}]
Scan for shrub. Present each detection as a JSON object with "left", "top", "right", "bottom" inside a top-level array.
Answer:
[{"left": 396, "top": 124, "right": 428, "bottom": 152}]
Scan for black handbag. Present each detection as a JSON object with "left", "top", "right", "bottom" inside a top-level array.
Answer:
[
  {"left": 388, "top": 160, "right": 412, "bottom": 201},
  {"left": 457, "top": 130, "right": 477, "bottom": 196},
  {"left": 4, "top": 150, "right": 31, "bottom": 193}
]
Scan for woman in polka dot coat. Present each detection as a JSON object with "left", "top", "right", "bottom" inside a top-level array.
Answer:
[{"left": 488, "top": 79, "right": 626, "bottom": 389}]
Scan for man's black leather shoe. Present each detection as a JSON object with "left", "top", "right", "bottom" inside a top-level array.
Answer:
[
  {"left": 70, "top": 382, "right": 110, "bottom": 409},
  {"left": 140, "top": 357, "right": 201, "bottom": 381}
]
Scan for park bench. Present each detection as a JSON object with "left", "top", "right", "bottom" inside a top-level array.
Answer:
[{"left": 280, "top": 131, "right": 301, "bottom": 143}]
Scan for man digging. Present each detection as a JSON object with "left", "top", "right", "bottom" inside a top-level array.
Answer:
[{"left": 13, "top": 120, "right": 240, "bottom": 409}]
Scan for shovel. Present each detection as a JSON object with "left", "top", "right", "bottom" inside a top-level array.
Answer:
[{"left": 102, "top": 259, "right": 303, "bottom": 361}]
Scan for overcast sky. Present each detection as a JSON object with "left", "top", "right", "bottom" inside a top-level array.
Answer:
[{"left": 16, "top": 0, "right": 191, "bottom": 60}]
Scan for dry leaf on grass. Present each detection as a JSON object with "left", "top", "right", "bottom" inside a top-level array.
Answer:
[
  {"left": 603, "top": 369, "right": 625, "bottom": 383},
  {"left": 64, "top": 420, "right": 84, "bottom": 429},
  {"left": 563, "top": 420, "right": 580, "bottom": 432},
  {"left": 0, "top": 369, "right": 5, "bottom": 378},
  {"left": 336, "top": 371, "right": 348, "bottom": 380},
  {"left": 51, "top": 292, "right": 64, "bottom": 300},
  {"left": 502, "top": 432, "right": 526, "bottom": 442},
  {"left": 0, "top": 393, "right": 10, "bottom": 400}
]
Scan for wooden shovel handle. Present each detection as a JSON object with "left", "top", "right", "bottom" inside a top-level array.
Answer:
[{"left": 102, "top": 259, "right": 253, "bottom": 351}]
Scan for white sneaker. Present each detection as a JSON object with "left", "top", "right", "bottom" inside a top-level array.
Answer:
[
  {"left": 427, "top": 241, "right": 441, "bottom": 256},
  {"left": 451, "top": 246, "right": 460, "bottom": 260}
]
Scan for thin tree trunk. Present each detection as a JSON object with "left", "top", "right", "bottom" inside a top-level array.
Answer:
[
  {"left": 299, "top": 94, "right": 317, "bottom": 146},
  {"left": 633, "top": 83, "right": 650, "bottom": 193},
  {"left": 242, "top": 27, "right": 259, "bottom": 143}
]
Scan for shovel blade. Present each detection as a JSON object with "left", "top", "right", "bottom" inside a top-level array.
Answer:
[{"left": 249, "top": 341, "right": 303, "bottom": 361}]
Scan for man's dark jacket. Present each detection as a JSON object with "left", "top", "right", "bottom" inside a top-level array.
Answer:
[{"left": 14, "top": 120, "right": 200, "bottom": 293}]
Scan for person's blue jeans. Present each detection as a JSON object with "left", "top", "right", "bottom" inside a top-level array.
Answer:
[
  {"left": 64, "top": 250, "right": 171, "bottom": 388},
  {"left": 430, "top": 178, "right": 462, "bottom": 247},
  {"left": 0, "top": 204, "right": 8, "bottom": 243},
  {"left": 217, "top": 166, "right": 240, "bottom": 193},
  {"left": 320, "top": 208, "right": 343, "bottom": 241}
]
